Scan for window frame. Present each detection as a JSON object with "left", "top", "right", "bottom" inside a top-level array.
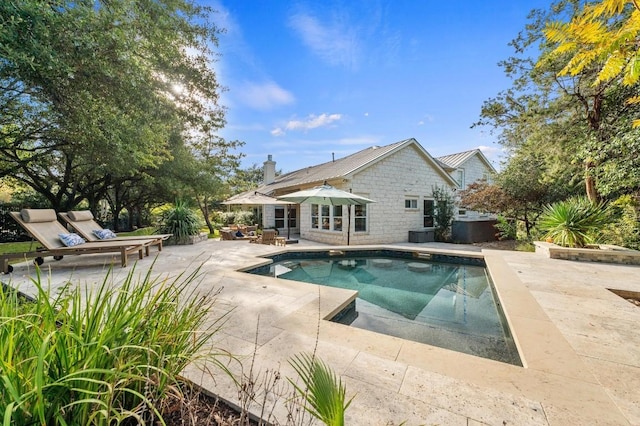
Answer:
[
  {"left": 423, "top": 199, "right": 435, "bottom": 227},
  {"left": 404, "top": 198, "right": 418, "bottom": 209},
  {"left": 353, "top": 204, "right": 368, "bottom": 232},
  {"left": 311, "top": 204, "right": 345, "bottom": 232}
]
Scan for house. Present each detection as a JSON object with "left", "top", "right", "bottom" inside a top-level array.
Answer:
[
  {"left": 436, "top": 149, "right": 499, "bottom": 242},
  {"left": 229, "top": 138, "right": 496, "bottom": 245}
]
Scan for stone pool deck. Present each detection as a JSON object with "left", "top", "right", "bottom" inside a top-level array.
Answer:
[{"left": 4, "top": 239, "right": 639, "bottom": 425}]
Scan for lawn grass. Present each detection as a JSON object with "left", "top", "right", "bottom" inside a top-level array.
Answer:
[{"left": 0, "top": 241, "right": 41, "bottom": 254}]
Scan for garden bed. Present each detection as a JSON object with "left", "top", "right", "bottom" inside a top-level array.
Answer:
[{"left": 534, "top": 241, "right": 640, "bottom": 265}]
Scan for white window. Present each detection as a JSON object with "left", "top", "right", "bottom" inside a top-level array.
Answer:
[
  {"left": 404, "top": 198, "right": 418, "bottom": 209},
  {"left": 311, "top": 204, "right": 344, "bottom": 232},
  {"left": 354, "top": 204, "right": 367, "bottom": 232},
  {"left": 456, "top": 169, "right": 465, "bottom": 188}
]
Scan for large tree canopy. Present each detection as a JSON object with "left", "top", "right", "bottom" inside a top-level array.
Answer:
[
  {"left": 0, "top": 0, "right": 234, "bottom": 212},
  {"left": 544, "top": 0, "right": 640, "bottom": 126},
  {"left": 477, "top": 0, "right": 640, "bottom": 204}
]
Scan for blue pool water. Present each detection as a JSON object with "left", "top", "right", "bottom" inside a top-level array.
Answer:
[{"left": 247, "top": 251, "right": 521, "bottom": 365}]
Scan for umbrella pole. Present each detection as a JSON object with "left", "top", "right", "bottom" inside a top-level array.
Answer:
[
  {"left": 347, "top": 205, "right": 351, "bottom": 245},
  {"left": 287, "top": 204, "right": 291, "bottom": 240}
]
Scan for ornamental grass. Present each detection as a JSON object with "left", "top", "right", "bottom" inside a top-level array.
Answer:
[{"left": 0, "top": 264, "right": 229, "bottom": 425}]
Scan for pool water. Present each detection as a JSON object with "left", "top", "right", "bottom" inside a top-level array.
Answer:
[{"left": 249, "top": 254, "right": 521, "bottom": 366}]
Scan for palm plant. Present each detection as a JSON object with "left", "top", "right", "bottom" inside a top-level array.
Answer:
[
  {"left": 538, "top": 197, "right": 611, "bottom": 248},
  {"left": 160, "top": 199, "right": 203, "bottom": 244},
  {"left": 289, "top": 353, "right": 353, "bottom": 426}
]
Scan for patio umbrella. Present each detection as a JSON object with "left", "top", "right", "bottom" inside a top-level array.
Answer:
[
  {"left": 221, "top": 191, "right": 294, "bottom": 206},
  {"left": 221, "top": 192, "right": 296, "bottom": 239},
  {"left": 276, "top": 183, "right": 375, "bottom": 245}
]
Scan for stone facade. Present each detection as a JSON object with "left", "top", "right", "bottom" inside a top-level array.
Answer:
[
  {"left": 450, "top": 152, "right": 494, "bottom": 220},
  {"left": 534, "top": 241, "right": 640, "bottom": 265},
  {"left": 299, "top": 144, "right": 455, "bottom": 244}
]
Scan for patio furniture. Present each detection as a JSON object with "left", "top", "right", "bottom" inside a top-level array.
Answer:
[
  {"left": 2, "top": 209, "right": 149, "bottom": 274},
  {"left": 58, "top": 211, "right": 170, "bottom": 253},
  {"left": 220, "top": 229, "right": 257, "bottom": 241},
  {"left": 250, "top": 229, "right": 277, "bottom": 245}
]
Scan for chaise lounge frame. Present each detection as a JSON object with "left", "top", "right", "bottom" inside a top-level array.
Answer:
[{"left": 1, "top": 210, "right": 149, "bottom": 274}]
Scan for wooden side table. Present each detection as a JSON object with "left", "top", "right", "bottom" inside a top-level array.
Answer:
[{"left": 275, "top": 237, "right": 286, "bottom": 246}]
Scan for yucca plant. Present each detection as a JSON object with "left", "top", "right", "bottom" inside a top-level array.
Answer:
[
  {"left": 0, "top": 263, "right": 229, "bottom": 425},
  {"left": 160, "top": 200, "right": 203, "bottom": 244},
  {"left": 538, "top": 197, "right": 611, "bottom": 248},
  {"left": 289, "top": 353, "right": 353, "bottom": 426}
]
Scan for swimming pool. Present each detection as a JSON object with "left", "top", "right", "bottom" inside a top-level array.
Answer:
[{"left": 246, "top": 250, "right": 521, "bottom": 366}]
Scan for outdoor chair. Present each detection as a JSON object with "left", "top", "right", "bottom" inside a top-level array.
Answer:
[
  {"left": 250, "top": 229, "right": 277, "bottom": 245},
  {"left": 58, "top": 211, "right": 170, "bottom": 252},
  {"left": 220, "top": 229, "right": 257, "bottom": 241},
  {"left": 1, "top": 209, "right": 150, "bottom": 274}
]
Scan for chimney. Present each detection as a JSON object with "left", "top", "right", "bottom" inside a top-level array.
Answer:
[{"left": 263, "top": 154, "right": 276, "bottom": 184}]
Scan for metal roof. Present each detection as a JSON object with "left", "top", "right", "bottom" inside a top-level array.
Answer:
[
  {"left": 229, "top": 138, "right": 462, "bottom": 200},
  {"left": 436, "top": 149, "right": 497, "bottom": 173}
]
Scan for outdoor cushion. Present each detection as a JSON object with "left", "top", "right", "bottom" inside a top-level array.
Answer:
[
  {"left": 21, "top": 209, "right": 57, "bottom": 223},
  {"left": 93, "top": 229, "right": 117, "bottom": 239},
  {"left": 59, "top": 233, "right": 86, "bottom": 247},
  {"left": 68, "top": 210, "right": 94, "bottom": 221}
]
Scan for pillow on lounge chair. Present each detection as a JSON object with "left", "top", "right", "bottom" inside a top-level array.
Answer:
[
  {"left": 68, "top": 210, "right": 94, "bottom": 221},
  {"left": 93, "top": 229, "right": 117, "bottom": 239},
  {"left": 21, "top": 209, "right": 57, "bottom": 223},
  {"left": 59, "top": 233, "right": 86, "bottom": 247},
  {"left": 235, "top": 230, "right": 244, "bottom": 238}
]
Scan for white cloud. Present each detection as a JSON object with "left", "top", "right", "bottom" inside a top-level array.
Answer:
[
  {"left": 286, "top": 113, "right": 342, "bottom": 131},
  {"left": 270, "top": 113, "right": 343, "bottom": 136},
  {"left": 288, "top": 12, "right": 360, "bottom": 70},
  {"left": 236, "top": 81, "right": 295, "bottom": 110}
]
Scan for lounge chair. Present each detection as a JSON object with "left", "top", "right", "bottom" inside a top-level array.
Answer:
[
  {"left": 58, "top": 211, "right": 170, "bottom": 252},
  {"left": 249, "top": 229, "right": 277, "bottom": 245},
  {"left": 1, "top": 209, "right": 149, "bottom": 273}
]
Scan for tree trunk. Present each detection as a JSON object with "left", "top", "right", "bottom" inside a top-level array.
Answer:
[
  {"left": 196, "top": 195, "right": 214, "bottom": 234},
  {"left": 585, "top": 160, "right": 598, "bottom": 203}
]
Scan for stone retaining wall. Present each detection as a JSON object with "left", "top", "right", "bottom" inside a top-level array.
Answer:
[{"left": 534, "top": 241, "right": 640, "bottom": 265}]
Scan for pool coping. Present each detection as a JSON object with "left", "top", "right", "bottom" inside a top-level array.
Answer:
[{"left": 232, "top": 244, "right": 627, "bottom": 424}]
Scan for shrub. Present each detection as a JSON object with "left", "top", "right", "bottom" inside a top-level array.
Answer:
[
  {"left": 0, "top": 265, "right": 228, "bottom": 425},
  {"left": 218, "top": 210, "right": 255, "bottom": 226},
  {"left": 599, "top": 195, "right": 640, "bottom": 249},
  {"left": 159, "top": 200, "right": 203, "bottom": 243},
  {"left": 432, "top": 186, "right": 455, "bottom": 242},
  {"left": 538, "top": 197, "right": 611, "bottom": 248}
]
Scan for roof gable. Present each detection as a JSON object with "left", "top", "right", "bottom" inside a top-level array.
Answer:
[
  {"left": 253, "top": 139, "right": 464, "bottom": 194},
  {"left": 436, "top": 149, "right": 497, "bottom": 173}
]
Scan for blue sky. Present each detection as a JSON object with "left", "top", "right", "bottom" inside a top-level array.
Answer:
[{"left": 209, "top": 1, "right": 552, "bottom": 173}]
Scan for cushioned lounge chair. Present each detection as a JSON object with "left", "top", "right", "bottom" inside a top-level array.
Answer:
[
  {"left": 1, "top": 209, "right": 149, "bottom": 273},
  {"left": 58, "top": 211, "right": 170, "bottom": 252}
]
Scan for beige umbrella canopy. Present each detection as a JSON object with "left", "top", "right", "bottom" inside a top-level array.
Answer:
[
  {"left": 221, "top": 191, "right": 294, "bottom": 205},
  {"left": 222, "top": 191, "right": 295, "bottom": 239},
  {"left": 277, "top": 183, "right": 375, "bottom": 245}
]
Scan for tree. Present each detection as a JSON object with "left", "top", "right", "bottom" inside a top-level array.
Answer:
[
  {"left": 459, "top": 150, "right": 574, "bottom": 238},
  {"left": 0, "top": 0, "right": 228, "bottom": 212},
  {"left": 227, "top": 163, "right": 283, "bottom": 195},
  {"left": 544, "top": 0, "right": 640, "bottom": 125},
  {"left": 477, "top": 0, "right": 640, "bottom": 203}
]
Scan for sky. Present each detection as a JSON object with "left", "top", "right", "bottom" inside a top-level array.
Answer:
[{"left": 206, "top": 1, "right": 554, "bottom": 174}]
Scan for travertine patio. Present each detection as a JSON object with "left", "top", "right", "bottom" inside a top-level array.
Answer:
[{"left": 4, "top": 239, "right": 639, "bottom": 425}]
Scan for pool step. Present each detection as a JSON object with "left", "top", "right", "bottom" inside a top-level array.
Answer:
[{"left": 413, "top": 252, "right": 432, "bottom": 260}]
